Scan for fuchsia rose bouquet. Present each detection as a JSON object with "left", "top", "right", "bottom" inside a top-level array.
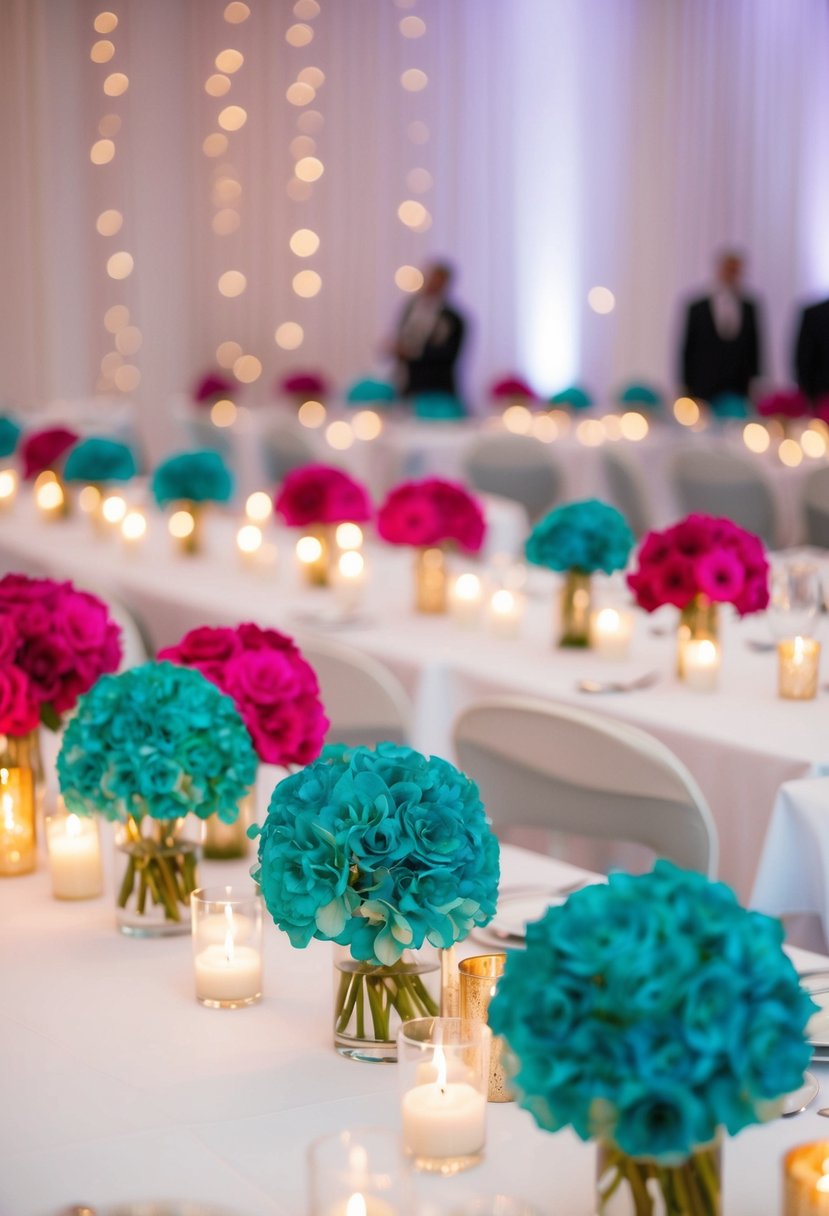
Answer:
[
  {"left": 377, "top": 478, "right": 486, "bottom": 552},
  {"left": 20, "top": 427, "right": 78, "bottom": 480},
  {"left": 274, "top": 465, "right": 372, "bottom": 527},
  {"left": 627, "top": 515, "right": 769, "bottom": 615},
  {"left": 159, "top": 622, "right": 328, "bottom": 766},
  {"left": 0, "top": 574, "right": 122, "bottom": 733},
  {"left": 756, "top": 390, "right": 812, "bottom": 420}
]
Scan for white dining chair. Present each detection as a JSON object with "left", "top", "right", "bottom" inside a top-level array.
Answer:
[
  {"left": 453, "top": 695, "right": 718, "bottom": 876},
  {"left": 601, "top": 446, "right": 653, "bottom": 538},
  {"left": 803, "top": 466, "right": 829, "bottom": 549},
  {"left": 669, "top": 446, "right": 779, "bottom": 547},
  {"left": 462, "top": 434, "right": 564, "bottom": 522},
  {"left": 295, "top": 635, "right": 413, "bottom": 748}
]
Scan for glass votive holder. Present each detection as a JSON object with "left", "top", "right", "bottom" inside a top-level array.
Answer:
[
  {"left": 681, "top": 638, "right": 721, "bottom": 691},
  {"left": 778, "top": 637, "right": 821, "bottom": 701},
  {"left": 782, "top": 1140, "right": 829, "bottom": 1214},
  {"left": 458, "top": 955, "right": 512, "bottom": 1103},
  {"left": 487, "top": 588, "right": 524, "bottom": 639},
  {"left": 398, "top": 1016, "right": 491, "bottom": 1175},
  {"left": 589, "top": 606, "right": 634, "bottom": 659},
  {"left": 449, "top": 572, "right": 484, "bottom": 628},
  {"left": 45, "top": 800, "right": 103, "bottom": 900},
  {"left": 191, "top": 886, "right": 263, "bottom": 1008},
  {"left": 308, "top": 1127, "right": 413, "bottom": 1216}
]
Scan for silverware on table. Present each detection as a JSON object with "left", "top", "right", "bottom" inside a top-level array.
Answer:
[
  {"left": 782, "top": 1071, "right": 819, "bottom": 1117},
  {"left": 577, "top": 671, "right": 660, "bottom": 695}
]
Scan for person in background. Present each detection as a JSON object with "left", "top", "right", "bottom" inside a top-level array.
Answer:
[
  {"left": 794, "top": 296, "right": 829, "bottom": 401},
  {"left": 393, "top": 261, "right": 466, "bottom": 397},
  {"left": 679, "top": 250, "right": 763, "bottom": 402}
]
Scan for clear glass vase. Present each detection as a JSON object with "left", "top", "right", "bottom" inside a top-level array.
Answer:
[
  {"left": 677, "top": 595, "right": 719, "bottom": 679},
  {"left": 202, "top": 790, "right": 253, "bottom": 860},
  {"left": 0, "top": 731, "right": 38, "bottom": 876},
  {"left": 300, "top": 523, "right": 336, "bottom": 587},
  {"left": 596, "top": 1140, "right": 721, "bottom": 1216},
  {"left": 558, "top": 570, "right": 592, "bottom": 647},
  {"left": 414, "top": 546, "right": 448, "bottom": 613},
  {"left": 115, "top": 816, "right": 201, "bottom": 936},
  {"left": 333, "top": 943, "right": 440, "bottom": 1062}
]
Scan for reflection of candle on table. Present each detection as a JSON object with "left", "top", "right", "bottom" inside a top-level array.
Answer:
[
  {"left": 450, "top": 573, "right": 483, "bottom": 627},
  {"left": 778, "top": 636, "right": 821, "bottom": 701},
  {"left": 194, "top": 902, "right": 262, "bottom": 1007},
  {"left": 401, "top": 1044, "right": 487, "bottom": 1160},
  {"left": 783, "top": 1141, "right": 829, "bottom": 1214},
  {"left": 46, "top": 811, "right": 103, "bottom": 899},
  {"left": 487, "top": 588, "right": 522, "bottom": 638},
  {"left": 682, "top": 638, "right": 720, "bottom": 691},
  {"left": 590, "top": 607, "right": 634, "bottom": 659}
]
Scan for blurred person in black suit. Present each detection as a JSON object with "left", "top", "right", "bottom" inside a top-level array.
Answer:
[
  {"left": 393, "top": 261, "right": 466, "bottom": 397},
  {"left": 795, "top": 298, "right": 829, "bottom": 400},
  {"left": 679, "top": 251, "right": 763, "bottom": 401}
]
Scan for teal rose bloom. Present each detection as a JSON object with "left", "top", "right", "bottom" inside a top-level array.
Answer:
[
  {"left": 613, "top": 1083, "right": 710, "bottom": 1162},
  {"left": 525, "top": 498, "right": 634, "bottom": 574},
  {"left": 0, "top": 416, "right": 21, "bottom": 459},
  {"left": 151, "top": 449, "right": 234, "bottom": 506},
  {"left": 64, "top": 437, "right": 137, "bottom": 484}
]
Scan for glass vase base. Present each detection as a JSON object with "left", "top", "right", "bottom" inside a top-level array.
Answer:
[
  {"left": 198, "top": 992, "right": 262, "bottom": 1010},
  {"left": 117, "top": 915, "right": 192, "bottom": 939},
  {"left": 334, "top": 1035, "right": 399, "bottom": 1064},
  {"left": 408, "top": 1150, "right": 483, "bottom": 1176}
]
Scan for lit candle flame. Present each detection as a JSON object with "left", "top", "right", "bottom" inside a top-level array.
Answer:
[
  {"left": 345, "top": 1195, "right": 367, "bottom": 1216},
  {"left": 338, "top": 551, "right": 364, "bottom": 580},
  {"left": 296, "top": 535, "right": 323, "bottom": 563},
  {"left": 793, "top": 636, "right": 805, "bottom": 664},
  {"left": 434, "top": 1042, "right": 448, "bottom": 1094},
  {"left": 67, "top": 813, "right": 81, "bottom": 838}
]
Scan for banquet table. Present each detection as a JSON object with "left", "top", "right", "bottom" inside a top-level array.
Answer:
[
  {"left": 0, "top": 497, "right": 827, "bottom": 904},
  {"left": 4, "top": 835, "right": 829, "bottom": 1216}
]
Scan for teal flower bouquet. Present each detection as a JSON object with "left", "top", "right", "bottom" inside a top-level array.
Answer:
[
  {"left": 252, "top": 742, "right": 500, "bottom": 1058},
  {"left": 64, "top": 437, "right": 137, "bottom": 484},
  {"left": 58, "top": 661, "right": 257, "bottom": 935},
  {"left": 152, "top": 450, "right": 234, "bottom": 554},
  {"left": 525, "top": 499, "right": 634, "bottom": 647},
  {"left": 489, "top": 862, "right": 816, "bottom": 1215},
  {"left": 0, "top": 415, "right": 22, "bottom": 460}
]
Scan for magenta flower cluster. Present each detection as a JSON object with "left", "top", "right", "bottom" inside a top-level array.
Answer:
[
  {"left": 756, "top": 390, "right": 811, "bottom": 420},
  {"left": 627, "top": 515, "right": 769, "bottom": 615},
  {"left": 20, "top": 427, "right": 78, "bottom": 480},
  {"left": 274, "top": 464, "right": 372, "bottom": 526},
  {"left": 159, "top": 622, "right": 328, "bottom": 766},
  {"left": 377, "top": 477, "right": 486, "bottom": 553},
  {"left": 0, "top": 574, "right": 122, "bottom": 735}
]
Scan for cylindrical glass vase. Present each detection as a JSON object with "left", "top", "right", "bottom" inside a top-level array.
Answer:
[
  {"left": 415, "top": 546, "right": 448, "bottom": 614},
  {"left": 115, "top": 815, "right": 201, "bottom": 936},
  {"left": 298, "top": 523, "right": 335, "bottom": 587},
  {"left": 558, "top": 570, "right": 592, "bottom": 647},
  {"left": 0, "top": 732, "right": 37, "bottom": 876},
  {"left": 203, "top": 790, "right": 253, "bottom": 860},
  {"left": 596, "top": 1139, "right": 721, "bottom": 1216},
  {"left": 333, "top": 943, "right": 440, "bottom": 1062},
  {"left": 191, "top": 886, "right": 264, "bottom": 1008},
  {"left": 677, "top": 595, "right": 719, "bottom": 680}
]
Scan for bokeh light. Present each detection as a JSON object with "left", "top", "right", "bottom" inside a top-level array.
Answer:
[
  {"left": 93, "top": 12, "right": 118, "bottom": 33},
  {"left": 245, "top": 491, "right": 272, "bottom": 523},
  {"left": 298, "top": 400, "right": 326, "bottom": 427},
  {"left": 210, "top": 399, "right": 237, "bottom": 427},
  {"left": 205, "top": 74, "right": 231, "bottom": 97},
  {"left": 395, "top": 265, "right": 424, "bottom": 292},
  {"left": 352, "top": 410, "right": 383, "bottom": 441},
  {"left": 218, "top": 105, "right": 247, "bottom": 131},
  {"left": 397, "top": 199, "right": 427, "bottom": 228},
  {"left": 401, "top": 69, "right": 428, "bottom": 92},
  {"left": 90, "top": 139, "right": 115, "bottom": 165},
  {"left": 224, "top": 2, "right": 251, "bottom": 23},
  {"left": 96, "top": 209, "right": 123, "bottom": 236},
  {"left": 215, "top": 49, "right": 244, "bottom": 73},
  {"left": 286, "top": 23, "right": 314, "bottom": 47},
  {"left": 779, "top": 438, "right": 803, "bottom": 467},
  {"left": 295, "top": 156, "right": 324, "bottom": 182},
  {"left": 743, "top": 422, "right": 770, "bottom": 454},
  {"left": 620, "top": 411, "right": 648, "bottom": 441},
  {"left": 233, "top": 354, "right": 262, "bottom": 383},
  {"left": 673, "top": 397, "right": 700, "bottom": 427},
  {"left": 90, "top": 40, "right": 115, "bottom": 63},
  {"left": 289, "top": 228, "right": 320, "bottom": 257},
  {"left": 588, "top": 286, "right": 616, "bottom": 314},
  {"left": 169, "top": 510, "right": 196, "bottom": 540},
  {"left": 400, "top": 15, "right": 426, "bottom": 37},
  {"left": 336, "top": 523, "right": 364, "bottom": 550},
  {"left": 237, "top": 524, "right": 263, "bottom": 554},
  {"left": 218, "top": 270, "right": 247, "bottom": 297},
  {"left": 275, "top": 321, "right": 304, "bottom": 350},
  {"left": 216, "top": 340, "right": 243, "bottom": 368},
  {"left": 326, "top": 420, "right": 354, "bottom": 450},
  {"left": 502, "top": 405, "right": 533, "bottom": 435},
  {"left": 104, "top": 304, "right": 130, "bottom": 333},
  {"left": 106, "top": 251, "right": 134, "bottom": 279},
  {"left": 103, "top": 72, "right": 129, "bottom": 96},
  {"left": 292, "top": 270, "right": 322, "bottom": 298}
]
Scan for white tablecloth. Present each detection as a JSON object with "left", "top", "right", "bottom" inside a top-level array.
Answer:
[
  {"left": 1, "top": 498, "right": 827, "bottom": 903},
  {"left": 752, "top": 777, "right": 829, "bottom": 938},
  {"left": 3, "top": 835, "right": 829, "bottom": 1216}
]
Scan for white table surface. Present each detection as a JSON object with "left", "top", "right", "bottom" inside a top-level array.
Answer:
[
  {"left": 1, "top": 497, "right": 827, "bottom": 904},
  {"left": 3, "top": 835, "right": 829, "bottom": 1216}
]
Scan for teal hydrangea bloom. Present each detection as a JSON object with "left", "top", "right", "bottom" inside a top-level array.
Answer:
[
  {"left": 525, "top": 498, "right": 633, "bottom": 574},
  {"left": 57, "top": 661, "right": 256, "bottom": 823},
  {"left": 345, "top": 377, "right": 396, "bottom": 405},
  {"left": 64, "top": 436, "right": 137, "bottom": 484},
  {"left": 251, "top": 742, "right": 500, "bottom": 966},
  {"left": 0, "top": 415, "right": 21, "bottom": 459},
  {"left": 151, "top": 449, "right": 234, "bottom": 506},
  {"left": 549, "top": 385, "right": 593, "bottom": 410},
  {"left": 489, "top": 861, "right": 816, "bottom": 1163}
]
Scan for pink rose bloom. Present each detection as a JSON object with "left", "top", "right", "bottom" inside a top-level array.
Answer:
[
  {"left": 650, "top": 555, "right": 698, "bottom": 609},
  {"left": 377, "top": 479, "right": 486, "bottom": 553},
  {"left": 0, "top": 666, "right": 39, "bottom": 735},
  {"left": 815, "top": 396, "right": 829, "bottom": 425},
  {"left": 225, "top": 650, "right": 303, "bottom": 708},
  {"left": 160, "top": 626, "right": 240, "bottom": 666},
  {"left": 57, "top": 591, "right": 112, "bottom": 653},
  {"left": 377, "top": 489, "right": 445, "bottom": 547},
  {"left": 236, "top": 622, "right": 301, "bottom": 658},
  {"left": 0, "top": 614, "right": 20, "bottom": 665},
  {"left": 280, "top": 371, "right": 328, "bottom": 396},
  {"left": 21, "top": 428, "right": 78, "bottom": 480},
  {"left": 18, "top": 636, "right": 73, "bottom": 704},
  {"left": 695, "top": 550, "right": 745, "bottom": 603},
  {"left": 757, "top": 390, "right": 810, "bottom": 419},
  {"left": 625, "top": 569, "right": 663, "bottom": 614},
  {"left": 275, "top": 465, "right": 372, "bottom": 526}
]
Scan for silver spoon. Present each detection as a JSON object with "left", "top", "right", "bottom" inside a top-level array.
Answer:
[
  {"left": 577, "top": 671, "right": 660, "bottom": 695},
  {"left": 782, "top": 1071, "right": 819, "bottom": 1117}
]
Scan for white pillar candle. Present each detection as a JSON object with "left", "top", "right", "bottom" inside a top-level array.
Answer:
[
  {"left": 335, "top": 550, "right": 366, "bottom": 611},
  {"left": 590, "top": 606, "right": 634, "bottom": 659},
  {"left": 682, "top": 638, "right": 720, "bottom": 691},
  {"left": 0, "top": 467, "right": 18, "bottom": 508},
  {"left": 237, "top": 523, "right": 263, "bottom": 565},
  {"left": 193, "top": 898, "right": 263, "bottom": 1007},
  {"left": 449, "top": 573, "right": 483, "bottom": 627},
  {"left": 121, "top": 509, "right": 148, "bottom": 545},
  {"left": 401, "top": 1078, "right": 487, "bottom": 1160},
  {"left": 194, "top": 942, "right": 263, "bottom": 1004},
  {"left": 46, "top": 812, "right": 103, "bottom": 900},
  {"left": 487, "top": 588, "right": 523, "bottom": 639}
]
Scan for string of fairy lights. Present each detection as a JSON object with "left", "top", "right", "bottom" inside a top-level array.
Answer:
[
  {"left": 90, "top": 9, "right": 141, "bottom": 397},
  {"left": 393, "top": 0, "right": 433, "bottom": 296}
]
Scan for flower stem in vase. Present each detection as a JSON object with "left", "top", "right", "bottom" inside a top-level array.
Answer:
[
  {"left": 596, "top": 1141, "right": 721, "bottom": 1216},
  {"left": 116, "top": 816, "right": 200, "bottom": 936},
  {"left": 333, "top": 947, "right": 440, "bottom": 1061},
  {"left": 559, "top": 570, "right": 592, "bottom": 647}
]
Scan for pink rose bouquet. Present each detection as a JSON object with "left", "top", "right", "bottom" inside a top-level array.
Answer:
[
  {"left": 279, "top": 371, "right": 328, "bottom": 397},
  {"left": 0, "top": 574, "right": 122, "bottom": 733},
  {"left": 756, "top": 390, "right": 811, "bottom": 420},
  {"left": 159, "top": 622, "right": 328, "bottom": 766},
  {"left": 192, "top": 370, "right": 234, "bottom": 405},
  {"left": 627, "top": 515, "right": 769, "bottom": 615},
  {"left": 274, "top": 464, "right": 372, "bottom": 527},
  {"left": 377, "top": 478, "right": 486, "bottom": 552},
  {"left": 490, "top": 375, "right": 537, "bottom": 401},
  {"left": 20, "top": 427, "right": 78, "bottom": 480}
]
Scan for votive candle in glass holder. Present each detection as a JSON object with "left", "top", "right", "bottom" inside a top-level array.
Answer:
[
  {"left": 458, "top": 954, "right": 512, "bottom": 1103},
  {"left": 487, "top": 588, "right": 524, "bottom": 639},
  {"left": 45, "top": 801, "right": 103, "bottom": 899},
  {"left": 783, "top": 1141, "right": 829, "bottom": 1214},
  {"left": 191, "top": 886, "right": 263, "bottom": 1008},
  {"left": 0, "top": 758, "right": 36, "bottom": 876},
  {"left": 682, "top": 638, "right": 720, "bottom": 691},
  {"left": 307, "top": 1127, "right": 413, "bottom": 1216},
  {"left": 778, "top": 637, "right": 821, "bottom": 701},
  {"left": 450, "top": 573, "right": 484, "bottom": 628},
  {"left": 589, "top": 606, "right": 634, "bottom": 660},
  {"left": 0, "top": 467, "right": 18, "bottom": 509},
  {"left": 398, "top": 1016, "right": 490, "bottom": 1175}
]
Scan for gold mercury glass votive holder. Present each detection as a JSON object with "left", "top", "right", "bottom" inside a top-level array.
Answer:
[
  {"left": 191, "top": 886, "right": 264, "bottom": 1008},
  {"left": 778, "top": 637, "right": 821, "bottom": 701},
  {"left": 397, "top": 1016, "right": 491, "bottom": 1175},
  {"left": 459, "top": 954, "right": 513, "bottom": 1103},
  {"left": 783, "top": 1141, "right": 829, "bottom": 1214},
  {"left": 307, "top": 1126, "right": 414, "bottom": 1216}
]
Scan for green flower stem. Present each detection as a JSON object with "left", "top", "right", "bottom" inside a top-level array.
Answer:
[
  {"left": 597, "top": 1143, "right": 720, "bottom": 1216},
  {"left": 117, "top": 819, "right": 199, "bottom": 925},
  {"left": 117, "top": 856, "right": 137, "bottom": 908},
  {"left": 335, "top": 963, "right": 440, "bottom": 1045}
]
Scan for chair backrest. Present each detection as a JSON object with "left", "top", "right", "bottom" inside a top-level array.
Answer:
[
  {"left": 453, "top": 696, "right": 717, "bottom": 876},
  {"left": 462, "top": 434, "right": 563, "bottom": 521},
  {"left": 295, "top": 634, "right": 413, "bottom": 748},
  {"left": 803, "top": 466, "right": 829, "bottom": 549},
  {"left": 669, "top": 446, "right": 778, "bottom": 546},
  {"left": 260, "top": 423, "right": 316, "bottom": 485},
  {"left": 601, "top": 446, "right": 652, "bottom": 538}
]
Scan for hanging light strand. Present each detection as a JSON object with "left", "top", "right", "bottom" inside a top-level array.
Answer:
[{"left": 394, "top": 0, "right": 432, "bottom": 296}]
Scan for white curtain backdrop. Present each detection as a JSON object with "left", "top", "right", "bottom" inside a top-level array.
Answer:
[{"left": 2, "top": 0, "right": 829, "bottom": 458}]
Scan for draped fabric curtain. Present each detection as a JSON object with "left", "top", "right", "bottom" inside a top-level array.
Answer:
[{"left": 1, "top": 0, "right": 828, "bottom": 458}]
